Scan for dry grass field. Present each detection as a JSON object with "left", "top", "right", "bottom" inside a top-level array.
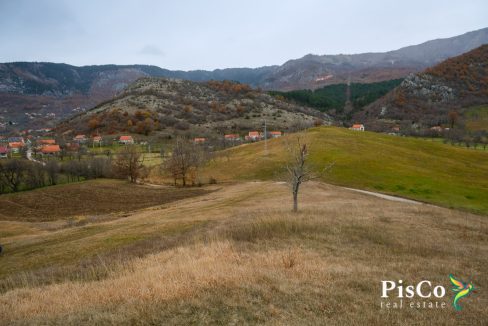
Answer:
[
  {"left": 0, "top": 181, "right": 486, "bottom": 325},
  {"left": 0, "top": 179, "right": 209, "bottom": 222}
]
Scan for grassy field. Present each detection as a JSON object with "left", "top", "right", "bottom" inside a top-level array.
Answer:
[
  {"left": 465, "top": 105, "right": 488, "bottom": 132},
  {"left": 202, "top": 127, "right": 488, "bottom": 215},
  {"left": 0, "top": 181, "right": 486, "bottom": 325}
]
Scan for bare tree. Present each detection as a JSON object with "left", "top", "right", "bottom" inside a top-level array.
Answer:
[
  {"left": 284, "top": 136, "right": 333, "bottom": 212},
  {"left": 113, "top": 145, "right": 146, "bottom": 183},
  {"left": 25, "top": 162, "right": 46, "bottom": 189},
  {"left": 45, "top": 160, "right": 60, "bottom": 185},
  {"left": 164, "top": 138, "right": 204, "bottom": 186},
  {"left": 0, "top": 160, "right": 26, "bottom": 192}
]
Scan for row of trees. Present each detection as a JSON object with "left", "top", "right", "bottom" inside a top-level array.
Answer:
[{"left": 0, "top": 158, "right": 112, "bottom": 194}]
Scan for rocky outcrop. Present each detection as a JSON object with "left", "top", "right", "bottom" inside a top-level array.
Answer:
[{"left": 400, "top": 73, "right": 455, "bottom": 102}]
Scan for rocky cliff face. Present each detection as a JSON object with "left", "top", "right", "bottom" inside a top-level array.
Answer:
[{"left": 400, "top": 73, "right": 455, "bottom": 102}]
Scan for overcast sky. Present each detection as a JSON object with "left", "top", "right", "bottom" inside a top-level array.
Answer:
[{"left": 0, "top": 0, "right": 487, "bottom": 70}]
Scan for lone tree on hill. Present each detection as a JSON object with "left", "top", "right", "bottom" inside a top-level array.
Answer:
[
  {"left": 113, "top": 145, "right": 146, "bottom": 183},
  {"left": 284, "top": 136, "right": 333, "bottom": 212}
]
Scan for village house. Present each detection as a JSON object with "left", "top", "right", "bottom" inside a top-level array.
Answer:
[
  {"left": 0, "top": 146, "right": 9, "bottom": 159},
  {"left": 430, "top": 126, "right": 443, "bottom": 132},
  {"left": 73, "top": 134, "right": 87, "bottom": 143},
  {"left": 8, "top": 142, "right": 24, "bottom": 153},
  {"left": 245, "top": 131, "right": 261, "bottom": 141},
  {"left": 38, "top": 139, "right": 56, "bottom": 145},
  {"left": 93, "top": 136, "right": 103, "bottom": 146},
  {"left": 194, "top": 137, "right": 206, "bottom": 144},
  {"left": 41, "top": 144, "right": 61, "bottom": 155},
  {"left": 224, "top": 134, "right": 240, "bottom": 141},
  {"left": 350, "top": 124, "right": 365, "bottom": 131},
  {"left": 119, "top": 135, "right": 134, "bottom": 145},
  {"left": 269, "top": 131, "right": 282, "bottom": 138}
]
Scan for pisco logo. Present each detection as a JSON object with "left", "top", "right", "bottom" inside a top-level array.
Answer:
[
  {"left": 379, "top": 275, "right": 476, "bottom": 311},
  {"left": 449, "top": 274, "right": 475, "bottom": 311}
]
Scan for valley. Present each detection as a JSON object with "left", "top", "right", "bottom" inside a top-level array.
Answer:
[{"left": 0, "top": 11, "right": 487, "bottom": 324}]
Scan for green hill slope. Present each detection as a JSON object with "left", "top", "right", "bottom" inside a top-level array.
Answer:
[{"left": 204, "top": 127, "right": 488, "bottom": 214}]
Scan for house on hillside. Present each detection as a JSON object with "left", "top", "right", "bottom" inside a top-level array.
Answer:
[
  {"left": 194, "top": 137, "right": 206, "bottom": 144},
  {"left": 73, "top": 134, "right": 87, "bottom": 143},
  {"left": 224, "top": 134, "right": 240, "bottom": 141},
  {"left": 41, "top": 145, "right": 61, "bottom": 155},
  {"left": 8, "top": 142, "right": 24, "bottom": 153},
  {"left": 0, "top": 147, "right": 9, "bottom": 159},
  {"left": 269, "top": 131, "right": 282, "bottom": 138},
  {"left": 93, "top": 136, "right": 103, "bottom": 146},
  {"left": 119, "top": 135, "right": 134, "bottom": 145},
  {"left": 38, "top": 139, "right": 56, "bottom": 145},
  {"left": 350, "top": 124, "right": 365, "bottom": 131},
  {"left": 245, "top": 131, "right": 261, "bottom": 141}
]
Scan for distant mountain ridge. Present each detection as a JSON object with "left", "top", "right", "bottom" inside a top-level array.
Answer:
[
  {"left": 262, "top": 27, "right": 488, "bottom": 90},
  {"left": 0, "top": 27, "right": 487, "bottom": 130}
]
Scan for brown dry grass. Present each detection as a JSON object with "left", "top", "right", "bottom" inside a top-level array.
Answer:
[
  {"left": 0, "top": 181, "right": 486, "bottom": 325},
  {"left": 0, "top": 179, "right": 209, "bottom": 222}
]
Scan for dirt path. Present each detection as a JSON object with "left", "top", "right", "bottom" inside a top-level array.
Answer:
[{"left": 340, "top": 186, "right": 422, "bottom": 204}]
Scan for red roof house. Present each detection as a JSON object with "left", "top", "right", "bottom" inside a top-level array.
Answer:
[
  {"left": 245, "top": 131, "right": 261, "bottom": 141},
  {"left": 224, "top": 134, "right": 240, "bottom": 141},
  {"left": 0, "top": 146, "right": 9, "bottom": 158},
  {"left": 350, "top": 124, "right": 365, "bottom": 131},
  {"left": 194, "top": 137, "right": 206, "bottom": 144},
  {"left": 8, "top": 142, "right": 24, "bottom": 153},
  {"left": 269, "top": 131, "right": 282, "bottom": 138},
  {"left": 41, "top": 145, "right": 61, "bottom": 154},
  {"left": 38, "top": 139, "right": 56, "bottom": 145},
  {"left": 73, "top": 134, "right": 87, "bottom": 143},
  {"left": 119, "top": 135, "right": 134, "bottom": 144}
]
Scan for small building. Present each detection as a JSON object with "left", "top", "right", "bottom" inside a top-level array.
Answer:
[
  {"left": 194, "top": 137, "right": 206, "bottom": 144},
  {"left": 93, "top": 136, "right": 103, "bottom": 144},
  {"left": 73, "top": 134, "right": 87, "bottom": 143},
  {"left": 430, "top": 126, "right": 443, "bottom": 132},
  {"left": 269, "top": 131, "right": 282, "bottom": 138},
  {"left": 119, "top": 135, "right": 134, "bottom": 145},
  {"left": 224, "top": 134, "right": 240, "bottom": 141},
  {"left": 38, "top": 139, "right": 56, "bottom": 145},
  {"left": 245, "top": 131, "right": 261, "bottom": 141},
  {"left": 350, "top": 124, "right": 365, "bottom": 131},
  {"left": 8, "top": 142, "right": 24, "bottom": 153},
  {"left": 0, "top": 147, "right": 9, "bottom": 159},
  {"left": 41, "top": 145, "right": 61, "bottom": 155}
]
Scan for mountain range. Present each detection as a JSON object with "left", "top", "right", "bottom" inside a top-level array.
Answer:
[
  {"left": 0, "top": 27, "right": 487, "bottom": 130},
  {"left": 354, "top": 44, "right": 488, "bottom": 132}
]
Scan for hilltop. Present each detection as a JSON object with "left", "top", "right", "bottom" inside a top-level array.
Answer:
[
  {"left": 354, "top": 45, "right": 488, "bottom": 133},
  {"left": 56, "top": 78, "right": 330, "bottom": 138}
]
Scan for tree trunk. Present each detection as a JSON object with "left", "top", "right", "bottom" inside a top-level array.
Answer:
[
  {"left": 293, "top": 191, "right": 298, "bottom": 212},
  {"left": 292, "top": 182, "right": 300, "bottom": 212}
]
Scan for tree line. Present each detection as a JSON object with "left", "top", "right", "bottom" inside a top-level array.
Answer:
[{"left": 0, "top": 158, "right": 112, "bottom": 194}]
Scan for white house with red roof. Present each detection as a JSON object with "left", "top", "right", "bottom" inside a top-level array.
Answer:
[
  {"left": 350, "top": 124, "right": 365, "bottom": 131},
  {"left": 119, "top": 135, "right": 134, "bottom": 145}
]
